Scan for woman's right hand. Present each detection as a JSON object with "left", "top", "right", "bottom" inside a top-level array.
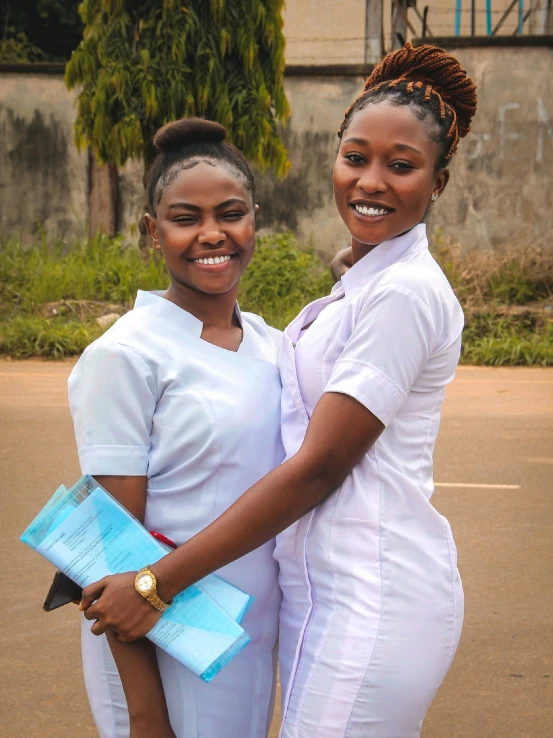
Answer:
[{"left": 330, "top": 246, "right": 353, "bottom": 282}]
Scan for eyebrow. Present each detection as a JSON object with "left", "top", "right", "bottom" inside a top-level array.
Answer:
[
  {"left": 343, "top": 137, "right": 368, "bottom": 146},
  {"left": 342, "top": 137, "right": 423, "bottom": 156},
  {"left": 394, "top": 143, "right": 423, "bottom": 155},
  {"left": 166, "top": 198, "right": 249, "bottom": 211},
  {"left": 167, "top": 202, "right": 201, "bottom": 212}
]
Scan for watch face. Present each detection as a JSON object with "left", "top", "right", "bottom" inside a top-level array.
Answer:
[{"left": 136, "top": 573, "right": 154, "bottom": 593}]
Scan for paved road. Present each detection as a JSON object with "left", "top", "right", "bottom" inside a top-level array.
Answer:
[{"left": 1, "top": 361, "right": 552, "bottom": 738}]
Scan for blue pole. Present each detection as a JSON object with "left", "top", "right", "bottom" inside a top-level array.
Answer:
[
  {"left": 486, "top": 0, "right": 492, "bottom": 35},
  {"left": 455, "top": 0, "right": 462, "bottom": 36},
  {"left": 518, "top": 0, "right": 524, "bottom": 34}
]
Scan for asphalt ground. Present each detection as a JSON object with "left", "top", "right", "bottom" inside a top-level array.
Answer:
[{"left": 0, "top": 361, "right": 551, "bottom": 738}]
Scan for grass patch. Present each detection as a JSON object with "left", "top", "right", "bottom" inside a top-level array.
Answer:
[
  {"left": 430, "top": 235, "right": 553, "bottom": 309},
  {"left": 0, "top": 231, "right": 551, "bottom": 363},
  {"left": 0, "top": 232, "right": 333, "bottom": 358},
  {"left": 461, "top": 313, "right": 553, "bottom": 366},
  {"left": 0, "top": 233, "right": 169, "bottom": 359},
  {"left": 0, "top": 233, "right": 169, "bottom": 318},
  {"left": 430, "top": 235, "right": 552, "bottom": 366},
  {"left": 0, "top": 316, "right": 106, "bottom": 360}
]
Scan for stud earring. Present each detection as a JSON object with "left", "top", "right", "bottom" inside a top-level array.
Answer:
[{"left": 431, "top": 194, "right": 439, "bottom": 202}]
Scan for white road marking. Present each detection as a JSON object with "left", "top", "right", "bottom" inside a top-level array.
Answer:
[
  {"left": 453, "top": 379, "right": 553, "bottom": 385},
  {"left": 435, "top": 482, "right": 520, "bottom": 489},
  {"left": 0, "top": 372, "right": 70, "bottom": 378}
]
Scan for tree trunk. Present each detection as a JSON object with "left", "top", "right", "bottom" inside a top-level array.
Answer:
[{"left": 88, "top": 150, "right": 118, "bottom": 239}]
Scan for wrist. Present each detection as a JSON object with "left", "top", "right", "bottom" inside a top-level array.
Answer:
[{"left": 150, "top": 557, "right": 187, "bottom": 603}]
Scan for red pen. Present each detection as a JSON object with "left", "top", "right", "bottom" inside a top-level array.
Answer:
[{"left": 149, "top": 530, "right": 178, "bottom": 550}]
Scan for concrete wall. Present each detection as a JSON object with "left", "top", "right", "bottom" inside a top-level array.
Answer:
[
  {"left": 0, "top": 73, "right": 88, "bottom": 242},
  {"left": 427, "top": 45, "right": 553, "bottom": 251},
  {"left": 1, "top": 42, "right": 552, "bottom": 256}
]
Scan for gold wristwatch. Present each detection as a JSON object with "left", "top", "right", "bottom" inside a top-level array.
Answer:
[{"left": 134, "top": 567, "right": 172, "bottom": 612}]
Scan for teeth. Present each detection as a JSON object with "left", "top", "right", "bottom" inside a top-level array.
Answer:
[
  {"left": 354, "top": 204, "right": 389, "bottom": 217},
  {"left": 194, "top": 254, "right": 232, "bottom": 264}
]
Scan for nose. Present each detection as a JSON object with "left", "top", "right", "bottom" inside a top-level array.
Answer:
[
  {"left": 198, "top": 226, "right": 226, "bottom": 246},
  {"left": 356, "top": 161, "right": 387, "bottom": 195}
]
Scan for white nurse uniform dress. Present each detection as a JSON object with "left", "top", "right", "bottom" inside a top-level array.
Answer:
[
  {"left": 68, "top": 290, "right": 284, "bottom": 738},
  {"left": 275, "top": 224, "right": 464, "bottom": 738}
]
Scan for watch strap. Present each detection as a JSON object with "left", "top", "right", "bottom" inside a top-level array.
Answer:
[
  {"left": 144, "top": 590, "right": 171, "bottom": 612},
  {"left": 135, "top": 567, "right": 172, "bottom": 612}
]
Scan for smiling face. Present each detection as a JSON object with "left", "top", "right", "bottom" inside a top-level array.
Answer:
[
  {"left": 333, "top": 101, "right": 449, "bottom": 259},
  {"left": 145, "top": 161, "right": 257, "bottom": 297}
]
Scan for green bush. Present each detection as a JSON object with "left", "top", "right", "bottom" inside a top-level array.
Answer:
[
  {"left": 0, "top": 231, "right": 551, "bottom": 363},
  {"left": 239, "top": 233, "right": 333, "bottom": 329}
]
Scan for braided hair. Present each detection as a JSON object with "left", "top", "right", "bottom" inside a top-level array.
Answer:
[
  {"left": 147, "top": 118, "right": 256, "bottom": 214},
  {"left": 339, "top": 43, "right": 478, "bottom": 169}
]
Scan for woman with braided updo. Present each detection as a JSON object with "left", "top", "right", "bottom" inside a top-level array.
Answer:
[{"left": 80, "top": 44, "right": 477, "bottom": 737}]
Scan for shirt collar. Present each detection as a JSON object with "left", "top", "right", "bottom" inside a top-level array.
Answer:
[
  {"left": 133, "top": 290, "right": 243, "bottom": 336},
  {"left": 340, "top": 223, "right": 428, "bottom": 296}
]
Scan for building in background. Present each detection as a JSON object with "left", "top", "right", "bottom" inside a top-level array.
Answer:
[
  {"left": 283, "top": 0, "right": 552, "bottom": 65},
  {"left": 0, "top": 1, "right": 552, "bottom": 255}
]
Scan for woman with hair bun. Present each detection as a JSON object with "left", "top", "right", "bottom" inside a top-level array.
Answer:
[
  {"left": 81, "top": 44, "right": 478, "bottom": 737},
  {"left": 69, "top": 118, "right": 284, "bottom": 738}
]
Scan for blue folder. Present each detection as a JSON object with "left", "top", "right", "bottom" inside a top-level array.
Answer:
[{"left": 21, "top": 475, "right": 253, "bottom": 682}]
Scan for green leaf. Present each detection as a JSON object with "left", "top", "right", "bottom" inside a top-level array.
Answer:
[{"left": 65, "top": 0, "right": 289, "bottom": 176}]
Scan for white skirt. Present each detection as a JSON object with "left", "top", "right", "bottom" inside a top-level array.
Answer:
[{"left": 275, "top": 514, "right": 464, "bottom": 738}]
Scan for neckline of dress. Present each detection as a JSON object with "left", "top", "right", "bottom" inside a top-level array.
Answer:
[
  {"left": 341, "top": 223, "right": 428, "bottom": 296},
  {"left": 134, "top": 290, "right": 248, "bottom": 355},
  {"left": 286, "top": 224, "right": 428, "bottom": 342}
]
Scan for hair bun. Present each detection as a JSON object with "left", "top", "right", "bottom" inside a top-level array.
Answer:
[
  {"left": 153, "top": 117, "right": 227, "bottom": 153},
  {"left": 365, "top": 42, "right": 477, "bottom": 138}
]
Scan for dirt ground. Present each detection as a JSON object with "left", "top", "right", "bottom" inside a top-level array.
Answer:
[{"left": 1, "top": 361, "right": 551, "bottom": 738}]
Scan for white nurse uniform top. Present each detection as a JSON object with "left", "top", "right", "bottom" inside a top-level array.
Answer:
[
  {"left": 275, "top": 224, "right": 464, "bottom": 738},
  {"left": 68, "top": 291, "right": 284, "bottom": 738}
]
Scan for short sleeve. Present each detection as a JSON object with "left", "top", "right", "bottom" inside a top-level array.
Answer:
[
  {"left": 324, "top": 285, "right": 435, "bottom": 426},
  {"left": 68, "top": 342, "right": 157, "bottom": 475}
]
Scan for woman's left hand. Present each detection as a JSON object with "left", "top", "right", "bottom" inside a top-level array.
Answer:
[{"left": 80, "top": 572, "right": 162, "bottom": 642}]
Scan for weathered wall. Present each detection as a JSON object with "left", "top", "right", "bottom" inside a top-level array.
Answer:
[
  {"left": 429, "top": 45, "right": 553, "bottom": 251},
  {"left": 255, "top": 74, "right": 360, "bottom": 252},
  {"left": 0, "top": 73, "right": 87, "bottom": 242},
  {"left": 1, "top": 43, "right": 552, "bottom": 256}
]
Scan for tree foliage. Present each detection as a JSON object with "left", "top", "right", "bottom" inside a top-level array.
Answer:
[{"left": 65, "top": 0, "right": 290, "bottom": 176}]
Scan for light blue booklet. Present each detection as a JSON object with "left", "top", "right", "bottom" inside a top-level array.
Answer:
[{"left": 21, "top": 475, "right": 253, "bottom": 682}]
